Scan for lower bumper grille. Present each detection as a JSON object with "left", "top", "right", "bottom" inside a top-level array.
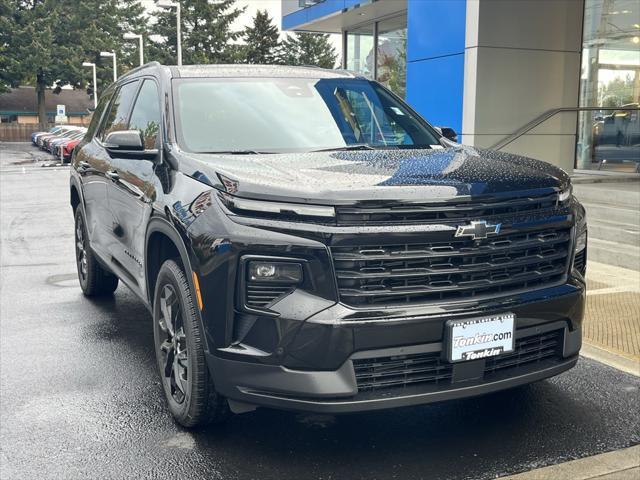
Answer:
[
  {"left": 573, "top": 249, "right": 586, "bottom": 276},
  {"left": 332, "top": 227, "right": 571, "bottom": 307},
  {"left": 353, "top": 330, "right": 563, "bottom": 392},
  {"left": 245, "top": 284, "right": 293, "bottom": 309}
]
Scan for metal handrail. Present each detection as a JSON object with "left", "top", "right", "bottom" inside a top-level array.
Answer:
[{"left": 490, "top": 106, "right": 639, "bottom": 151}]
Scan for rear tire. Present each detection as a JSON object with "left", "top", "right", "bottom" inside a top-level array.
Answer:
[
  {"left": 153, "top": 259, "right": 230, "bottom": 427},
  {"left": 74, "top": 208, "right": 118, "bottom": 296}
]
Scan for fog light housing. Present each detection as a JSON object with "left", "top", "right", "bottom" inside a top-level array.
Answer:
[
  {"left": 248, "top": 261, "right": 303, "bottom": 284},
  {"left": 575, "top": 230, "right": 587, "bottom": 254},
  {"left": 573, "top": 229, "right": 587, "bottom": 276}
]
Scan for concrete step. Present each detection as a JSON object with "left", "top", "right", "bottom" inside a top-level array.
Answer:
[
  {"left": 588, "top": 220, "right": 640, "bottom": 246},
  {"left": 588, "top": 237, "right": 640, "bottom": 271},
  {"left": 571, "top": 174, "right": 640, "bottom": 185},
  {"left": 574, "top": 183, "right": 640, "bottom": 209},
  {"left": 581, "top": 202, "right": 640, "bottom": 227}
]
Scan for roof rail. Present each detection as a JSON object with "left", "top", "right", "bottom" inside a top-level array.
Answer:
[{"left": 118, "top": 61, "right": 162, "bottom": 80}]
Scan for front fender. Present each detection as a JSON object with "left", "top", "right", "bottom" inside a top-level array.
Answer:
[{"left": 145, "top": 215, "right": 216, "bottom": 355}]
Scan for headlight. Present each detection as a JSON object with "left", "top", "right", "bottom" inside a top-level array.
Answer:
[
  {"left": 248, "top": 261, "right": 303, "bottom": 284},
  {"left": 558, "top": 185, "right": 572, "bottom": 204},
  {"left": 218, "top": 192, "right": 335, "bottom": 220}
]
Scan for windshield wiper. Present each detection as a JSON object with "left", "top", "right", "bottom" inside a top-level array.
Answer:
[
  {"left": 310, "top": 144, "right": 377, "bottom": 152},
  {"left": 201, "top": 150, "right": 272, "bottom": 155}
]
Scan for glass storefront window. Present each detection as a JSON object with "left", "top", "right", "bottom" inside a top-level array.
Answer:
[
  {"left": 346, "top": 25, "right": 374, "bottom": 78},
  {"left": 577, "top": 0, "right": 640, "bottom": 172},
  {"left": 376, "top": 16, "right": 407, "bottom": 98},
  {"left": 345, "top": 14, "right": 407, "bottom": 98}
]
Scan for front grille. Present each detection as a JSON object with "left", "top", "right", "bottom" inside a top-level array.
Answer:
[
  {"left": 354, "top": 330, "right": 563, "bottom": 392},
  {"left": 245, "top": 284, "right": 293, "bottom": 309},
  {"left": 332, "top": 227, "right": 571, "bottom": 307},
  {"left": 336, "top": 193, "right": 559, "bottom": 226}
]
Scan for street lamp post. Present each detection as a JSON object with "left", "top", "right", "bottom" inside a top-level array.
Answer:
[
  {"left": 100, "top": 51, "right": 117, "bottom": 82},
  {"left": 157, "top": 1, "right": 182, "bottom": 66},
  {"left": 82, "top": 62, "right": 98, "bottom": 109},
  {"left": 123, "top": 32, "right": 144, "bottom": 66}
]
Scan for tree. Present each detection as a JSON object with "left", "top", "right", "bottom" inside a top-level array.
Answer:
[
  {"left": 115, "top": 0, "right": 149, "bottom": 71},
  {"left": 147, "top": 0, "right": 245, "bottom": 65},
  {"left": 1, "top": 1, "right": 74, "bottom": 124},
  {"left": 62, "top": 0, "right": 148, "bottom": 98},
  {"left": 0, "top": 0, "right": 15, "bottom": 94},
  {"left": 279, "top": 32, "right": 337, "bottom": 69},
  {"left": 599, "top": 74, "right": 635, "bottom": 108},
  {"left": 0, "top": 0, "right": 149, "bottom": 126},
  {"left": 242, "top": 9, "right": 280, "bottom": 64},
  {"left": 376, "top": 31, "right": 407, "bottom": 97}
]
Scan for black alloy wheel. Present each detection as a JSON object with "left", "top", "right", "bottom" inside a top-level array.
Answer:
[
  {"left": 75, "top": 215, "right": 88, "bottom": 284},
  {"left": 153, "top": 259, "right": 230, "bottom": 427},
  {"left": 74, "top": 208, "right": 118, "bottom": 296},
  {"left": 157, "top": 284, "right": 189, "bottom": 404}
]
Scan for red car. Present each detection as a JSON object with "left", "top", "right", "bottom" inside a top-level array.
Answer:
[{"left": 58, "top": 137, "right": 82, "bottom": 163}]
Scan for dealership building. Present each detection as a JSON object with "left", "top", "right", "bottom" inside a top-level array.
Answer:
[{"left": 282, "top": 0, "right": 639, "bottom": 174}]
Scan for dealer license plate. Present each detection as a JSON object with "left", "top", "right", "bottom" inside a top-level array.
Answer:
[{"left": 447, "top": 313, "right": 515, "bottom": 362}]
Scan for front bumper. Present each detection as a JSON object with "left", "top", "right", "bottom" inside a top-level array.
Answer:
[
  {"left": 208, "top": 317, "right": 582, "bottom": 414},
  {"left": 189, "top": 192, "right": 586, "bottom": 414}
]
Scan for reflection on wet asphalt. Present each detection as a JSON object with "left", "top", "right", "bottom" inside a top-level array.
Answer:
[{"left": 1, "top": 144, "right": 639, "bottom": 480}]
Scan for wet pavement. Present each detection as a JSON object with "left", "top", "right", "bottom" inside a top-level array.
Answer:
[{"left": 1, "top": 143, "right": 639, "bottom": 480}]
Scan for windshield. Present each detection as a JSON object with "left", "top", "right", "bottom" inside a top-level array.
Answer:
[
  {"left": 59, "top": 129, "right": 79, "bottom": 138},
  {"left": 173, "top": 77, "right": 441, "bottom": 153}
]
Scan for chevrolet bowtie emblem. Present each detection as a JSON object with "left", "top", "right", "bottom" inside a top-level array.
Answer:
[{"left": 455, "top": 221, "right": 501, "bottom": 240}]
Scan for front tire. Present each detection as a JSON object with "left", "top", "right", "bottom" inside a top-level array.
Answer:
[
  {"left": 153, "top": 259, "right": 230, "bottom": 427},
  {"left": 74, "top": 208, "right": 118, "bottom": 296}
]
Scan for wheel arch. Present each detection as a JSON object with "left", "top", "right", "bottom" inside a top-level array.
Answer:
[
  {"left": 146, "top": 216, "right": 215, "bottom": 355},
  {"left": 70, "top": 176, "right": 84, "bottom": 213},
  {"left": 145, "top": 217, "right": 196, "bottom": 308}
]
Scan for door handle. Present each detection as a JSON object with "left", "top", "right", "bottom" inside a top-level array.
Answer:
[
  {"left": 77, "top": 161, "right": 91, "bottom": 172},
  {"left": 106, "top": 170, "right": 120, "bottom": 181}
]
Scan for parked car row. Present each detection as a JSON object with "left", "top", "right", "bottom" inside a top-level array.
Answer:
[{"left": 31, "top": 125, "right": 87, "bottom": 163}]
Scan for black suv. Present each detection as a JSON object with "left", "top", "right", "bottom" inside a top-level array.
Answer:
[{"left": 70, "top": 63, "right": 587, "bottom": 427}]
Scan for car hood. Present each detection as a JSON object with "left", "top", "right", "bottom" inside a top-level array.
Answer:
[{"left": 177, "top": 145, "right": 570, "bottom": 205}]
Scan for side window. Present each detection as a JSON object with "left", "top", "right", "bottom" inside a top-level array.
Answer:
[
  {"left": 128, "top": 80, "right": 161, "bottom": 149},
  {"left": 98, "top": 80, "right": 139, "bottom": 140},
  {"left": 86, "top": 91, "right": 113, "bottom": 139},
  {"left": 339, "top": 88, "right": 400, "bottom": 144},
  {"left": 340, "top": 87, "right": 413, "bottom": 145}
]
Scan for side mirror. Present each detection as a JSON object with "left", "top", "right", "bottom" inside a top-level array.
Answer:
[
  {"left": 104, "top": 130, "right": 144, "bottom": 151},
  {"left": 438, "top": 126, "right": 458, "bottom": 142},
  {"left": 104, "top": 130, "right": 158, "bottom": 160}
]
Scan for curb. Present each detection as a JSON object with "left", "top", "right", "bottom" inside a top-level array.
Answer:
[
  {"left": 498, "top": 445, "right": 640, "bottom": 479},
  {"left": 580, "top": 343, "right": 640, "bottom": 377}
]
